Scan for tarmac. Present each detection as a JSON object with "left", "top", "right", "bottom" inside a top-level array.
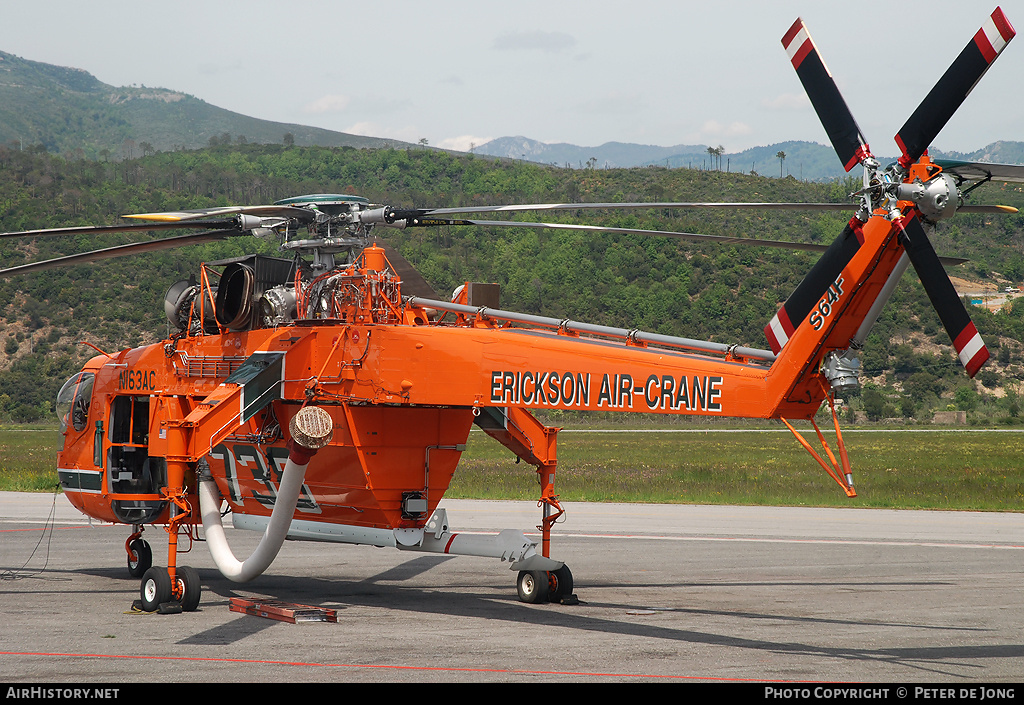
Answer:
[{"left": 2, "top": 490, "right": 1024, "bottom": 683}]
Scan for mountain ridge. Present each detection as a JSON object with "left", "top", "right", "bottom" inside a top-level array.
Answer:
[
  {"left": 1, "top": 48, "right": 1022, "bottom": 180},
  {"left": 0, "top": 50, "right": 416, "bottom": 158},
  {"left": 475, "top": 135, "right": 1024, "bottom": 181}
]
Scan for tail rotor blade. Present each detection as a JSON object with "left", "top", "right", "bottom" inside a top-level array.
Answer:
[
  {"left": 898, "top": 215, "right": 989, "bottom": 377},
  {"left": 782, "top": 18, "right": 872, "bottom": 171},
  {"left": 894, "top": 7, "right": 1015, "bottom": 165},
  {"left": 764, "top": 217, "right": 866, "bottom": 353}
]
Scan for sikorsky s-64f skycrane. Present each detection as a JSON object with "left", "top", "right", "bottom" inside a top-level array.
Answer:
[{"left": 2, "top": 8, "right": 1020, "bottom": 612}]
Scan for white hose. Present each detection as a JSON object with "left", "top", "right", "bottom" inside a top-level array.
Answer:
[
  {"left": 199, "top": 453, "right": 311, "bottom": 583},
  {"left": 199, "top": 405, "right": 334, "bottom": 583}
]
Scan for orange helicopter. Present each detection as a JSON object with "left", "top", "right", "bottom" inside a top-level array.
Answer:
[{"left": 2, "top": 7, "right": 1020, "bottom": 613}]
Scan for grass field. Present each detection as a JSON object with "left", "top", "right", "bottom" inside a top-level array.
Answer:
[
  {"left": 4, "top": 425, "right": 1023, "bottom": 511},
  {"left": 450, "top": 428, "right": 1024, "bottom": 511}
]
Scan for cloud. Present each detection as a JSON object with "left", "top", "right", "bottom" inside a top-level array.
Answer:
[
  {"left": 437, "top": 135, "right": 493, "bottom": 152},
  {"left": 303, "top": 94, "right": 351, "bottom": 114},
  {"left": 493, "top": 30, "right": 577, "bottom": 54},
  {"left": 699, "top": 120, "right": 753, "bottom": 139},
  {"left": 761, "top": 92, "right": 808, "bottom": 110},
  {"left": 196, "top": 60, "right": 245, "bottom": 76},
  {"left": 344, "top": 121, "right": 422, "bottom": 144}
]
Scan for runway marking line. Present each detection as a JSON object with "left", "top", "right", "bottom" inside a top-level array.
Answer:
[
  {"left": 549, "top": 532, "right": 1024, "bottom": 550},
  {"left": 450, "top": 529, "right": 1024, "bottom": 551},
  {"left": 0, "top": 650, "right": 754, "bottom": 682}
]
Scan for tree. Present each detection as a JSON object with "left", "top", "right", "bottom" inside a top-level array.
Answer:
[
  {"left": 706, "top": 145, "right": 724, "bottom": 171},
  {"left": 776, "top": 150, "right": 787, "bottom": 177},
  {"left": 283, "top": 132, "right": 295, "bottom": 147},
  {"left": 862, "top": 386, "right": 888, "bottom": 421}
]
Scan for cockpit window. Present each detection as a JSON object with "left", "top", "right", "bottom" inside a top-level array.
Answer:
[{"left": 56, "top": 372, "right": 95, "bottom": 433}]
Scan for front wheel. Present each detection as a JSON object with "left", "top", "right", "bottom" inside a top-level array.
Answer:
[
  {"left": 516, "top": 570, "right": 550, "bottom": 603},
  {"left": 139, "top": 567, "right": 172, "bottom": 612},
  {"left": 127, "top": 539, "right": 152, "bottom": 578}
]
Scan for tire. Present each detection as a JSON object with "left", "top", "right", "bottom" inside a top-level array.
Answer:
[
  {"left": 140, "top": 567, "right": 172, "bottom": 612},
  {"left": 516, "top": 570, "right": 550, "bottom": 604},
  {"left": 547, "top": 565, "right": 574, "bottom": 603},
  {"left": 127, "top": 539, "right": 152, "bottom": 579},
  {"left": 175, "top": 565, "right": 202, "bottom": 612}
]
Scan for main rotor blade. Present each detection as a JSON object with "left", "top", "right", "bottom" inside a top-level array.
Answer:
[
  {"left": 408, "top": 217, "right": 839, "bottom": 253},
  {"left": 934, "top": 159, "right": 1024, "bottom": 184},
  {"left": 416, "top": 202, "right": 854, "bottom": 218},
  {"left": 782, "top": 18, "right": 871, "bottom": 171},
  {"left": 124, "top": 205, "right": 316, "bottom": 223},
  {"left": 895, "top": 7, "right": 1015, "bottom": 165},
  {"left": 0, "top": 229, "right": 242, "bottom": 277},
  {"left": 402, "top": 216, "right": 967, "bottom": 265},
  {"left": 898, "top": 215, "right": 989, "bottom": 377},
  {"left": 0, "top": 220, "right": 238, "bottom": 240}
]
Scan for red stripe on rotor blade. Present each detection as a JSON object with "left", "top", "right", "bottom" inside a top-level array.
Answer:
[
  {"left": 782, "top": 18, "right": 804, "bottom": 49},
  {"left": 964, "top": 346, "right": 990, "bottom": 378},
  {"left": 843, "top": 145, "right": 873, "bottom": 173},
  {"left": 791, "top": 40, "right": 813, "bottom": 69},
  {"left": 992, "top": 7, "right": 1016, "bottom": 42},
  {"left": 778, "top": 305, "right": 795, "bottom": 336},
  {"left": 895, "top": 134, "right": 910, "bottom": 166},
  {"left": 950, "top": 306, "right": 989, "bottom": 378},
  {"left": 975, "top": 28, "right": 998, "bottom": 63},
  {"left": 853, "top": 219, "right": 867, "bottom": 245},
  {"left": 964, "top": 348, "right": 989, "bottom": 378},
  {"left": 954, "top": 320, "right": 981, "bottom": 353},
  {"left": 764, "top": 306, "right": 795, "bottom": 354}
]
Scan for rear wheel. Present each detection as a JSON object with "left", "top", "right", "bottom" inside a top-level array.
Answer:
[
  {"left": 175, "top": 565, "right": 202, "bottom": 612},
  {"left": 548, "top": 565, "right": 574, "bottom": 603}
]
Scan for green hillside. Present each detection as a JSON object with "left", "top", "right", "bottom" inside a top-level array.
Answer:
[
  {"left": 0, "top": 50, "right": 408, "bottom": 159},
  {"left": 1, "top": 144, "right": 1024, "bottom": 425}
]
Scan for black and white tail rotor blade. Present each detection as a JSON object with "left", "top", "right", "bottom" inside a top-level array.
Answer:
[
  {"left": 764, "top": 218, "right": 865, "bottom": 353},
  {"left": 894, "top": 7, "right": 1015, "bottom": 166},
  {"left": 898, "top": 215, "right": 989, "bottom": 377},
  {"left": 782, "top": 18, "right": 872, "bottom": 172}
]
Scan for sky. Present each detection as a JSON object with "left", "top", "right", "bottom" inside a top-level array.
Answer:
[{"left": 2, "top": 0, "right": 1023, "bottom": 155}]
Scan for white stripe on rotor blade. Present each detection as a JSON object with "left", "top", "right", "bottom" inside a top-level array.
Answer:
[
  {"left": 982, "top": 15, "right": 1010, "bottom": 54},
  {"left": 958, "top": 331, "right": 986, "bottom": 367},
  {"left": 785, "top": 26, "right": 809, "bottom": 60},
  {"left": 768, "top": 315, "right": 789, "bottom": 349}
]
